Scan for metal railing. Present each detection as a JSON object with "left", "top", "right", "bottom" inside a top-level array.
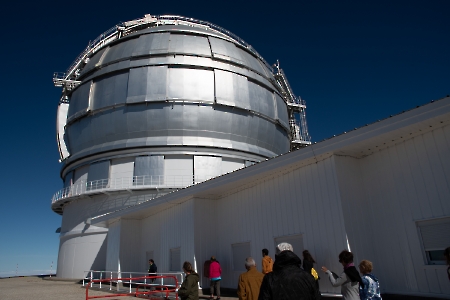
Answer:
[
  {"left": 58, "top": 14, "right": 273, "bottom": 84},
  {"left": 51, "top": 174, "right": 214, "bottom": 204},
  {"left": 83, "top": 270, "right": 183, "bottom": 299}
]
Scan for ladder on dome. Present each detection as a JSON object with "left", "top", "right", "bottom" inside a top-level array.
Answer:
[{"left": 273, "top": 61, "right": 311, "bottom": 150}]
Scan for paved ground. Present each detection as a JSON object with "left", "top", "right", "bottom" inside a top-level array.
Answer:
[
  {"left": 0, "top": 276, "right": 445, "bottom": 299},
  {"left": 0, "top": 276, "right": 238, "bottom": 300}
]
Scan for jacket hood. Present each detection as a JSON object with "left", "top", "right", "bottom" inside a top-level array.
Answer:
[
  {"left": 273, "top": 250, "right": 302, "bottom": 270},
  {"left": 365, "top": 273, "right": 379, "bottom": 282},
  {"left": 187, "top": 271, "right": 199, "bottom": 279}
]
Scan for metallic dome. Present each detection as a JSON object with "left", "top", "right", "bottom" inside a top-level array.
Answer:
[{"left": 52, "top": 14, "right": 311, "bottom": 278}]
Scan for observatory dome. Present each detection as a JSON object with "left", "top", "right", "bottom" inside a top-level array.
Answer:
[
  {"left": 63, "top": 23, "right": 290, "bottom": 163},
  {"left": 52, "top": 15, "right": 310, "bottom": 278},
  {"left": 52, "top": 15, "right": 311, "bottom": 214}
]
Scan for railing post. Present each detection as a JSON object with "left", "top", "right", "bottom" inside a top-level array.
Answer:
[
  {"left": 110, "top": 272, "right": 112, "bottom": 290},
  {"left": 129, "top": 272, "right": 132, "bottom": 293},
  {"left": 90, "top": 271, "right": 93, "bottom": 287}
]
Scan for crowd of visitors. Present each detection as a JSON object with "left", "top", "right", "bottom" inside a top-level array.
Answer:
[{"left": 155, "top": 245, "right": 450, "bottom": 300}]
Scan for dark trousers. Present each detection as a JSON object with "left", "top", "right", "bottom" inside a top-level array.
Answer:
[{"left": 210, "top": 279, "right": 220, "bottom": 297}]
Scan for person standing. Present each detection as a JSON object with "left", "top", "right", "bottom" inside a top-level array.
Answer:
[
  {"left": 261, "top": 249, "right": 273, "bottom": 274},
  {"left": 148, "top": 259, "right": 157, "bottom": 283},
  {"left": 178, "top": 261, "right": 199, "bottom": 300},
  {"left": 321, "top": 250, "right": 362, "bottom": 300},
  {"left": 358, "top": 260, "right": 382, "bottom": 300},
  {"left": 258, "top": 243, "right": 321, "bottom": 300},
  {"left": 303, "top": 250, "right": 320, "bottom": 290},
  {"left": 237, "top": 257, "right": 264, "bottom": 300},
  {"left": 209, "top": 256, "right": 222, "bottom": 299}
]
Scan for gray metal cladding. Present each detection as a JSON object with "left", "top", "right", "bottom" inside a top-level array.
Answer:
[
  {"left": 102, "top": 37, "right": 139, "bottom": 65},
  {"left": 248, "top": 81, "right": 276, "bottom": 120},
  {"left": 209, "top": 36, "right": 246, "bottom": 65},
  {"left": 275, "top": 93, "right": 289, "bottom": 129},
  {"left": 66, "top": 102, "right": 289, "bottom": 159},
  {"left": 215, "top": 70, "right": 250, "bottom": 109},
  {"left": 238, "top": 49, "right": 268, "bottom": 77},
  {"left": 133, "top": 32, "right": 170, "bottom": 56},
  {"left": 64, "top": 24, "right": 291, "bottom": 166},
  {"left": 134, "top": 156, "right": 164, "bottom": 176},
  {"left": 80, "top": 47, "right": 107, "bottom": 76},
  {"left": 167, "top": 68, "right": 214, "bottom": 102},
  {"left": 87, "top": 160, "right": 110, "bottom": 182},
  {"left": 64, "top": 171, "right": 73, "bottom": 188},
  {"left": 92, "top": 72, "right": 129, "bottom": 110},
  {"left": 168, "top": 34, "right": 211, "bottom": 57},
  {"left": 127, "top": 66, "right": 167, "bottom": 103},
  {"left": 73, "top": 165, "right": 88, "bottom": 185},
  {"left": 68, "top": 81, "right": 91, "bottom": 118}
]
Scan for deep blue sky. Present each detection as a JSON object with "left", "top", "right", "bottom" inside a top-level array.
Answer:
[{"left": 0, "top": 0, "right": 448, "bottom": 276}]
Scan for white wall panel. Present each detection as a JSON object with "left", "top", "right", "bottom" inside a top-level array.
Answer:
[
  {"left": 334, "top": 125, "right": 450, "bottom": 296},
  {"left": 106, "top": 220, "right": 121, "bottom": 272},
  {"left": 110, "top": 157, "right": 134, "bottom": 186},
  {"left": 140, "top": 199, "right": 196, "bottom": 275},
  {"left": 193, "top": 198, "right": 218, "bottom": 287},
  {"left": 214, "top": 157, "right": 347, "bottom": 293},
  {"left": 57, "top": 232, "right": 107, "bottom": 278},
  {"left": 165, "top": 155, "right": 193, "bottom": 187},
  {"left": 120, "top": 219, "right": 142, "bottom": 272}
]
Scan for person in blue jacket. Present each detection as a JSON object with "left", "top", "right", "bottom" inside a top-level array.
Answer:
[{"left": 358, "top": 260, "right": 382, "bottom": 300}]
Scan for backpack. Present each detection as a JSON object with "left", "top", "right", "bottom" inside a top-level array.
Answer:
[{"left": 311, "top": 267, "right": 319, "bottom": 280}]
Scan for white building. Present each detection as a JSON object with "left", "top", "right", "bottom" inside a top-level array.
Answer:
[
  {"left": 52, "top": 14, "right": 450, "bottom": 298},
  {"left": 87, "top": 97, "right": 450, "bottom": 298}
]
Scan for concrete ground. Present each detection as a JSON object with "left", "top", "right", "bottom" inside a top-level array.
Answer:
[
  {"left": 0, "top": 276, "right": 237, "bottom": 300},
  {"left": 0, "top": 276, "right": 446, "bottom": 299}
]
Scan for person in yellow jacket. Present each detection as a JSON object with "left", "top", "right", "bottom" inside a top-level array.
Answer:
[
  {"left": 237, "top": 257, "right": 264, "bottom": 300},
  {"left": 261, "top": 248, "right": 273, "bottom": 274}
]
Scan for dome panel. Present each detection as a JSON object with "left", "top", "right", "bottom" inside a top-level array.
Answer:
[
  {"left": 132, "top": 32, "right": 170, "bottom": 56},
  {"left": 168, "top": 33, "right": 211, "bottom": 57},
  {"left": 127, "top": 66, "right": 168, "bottom": 103}
]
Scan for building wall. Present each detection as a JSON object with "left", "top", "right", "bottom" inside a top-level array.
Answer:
[
  {"left": 57, "top": 190, "right": 158, "bottom": 278},
  {"left": 140, "top": 199, "right": 196, "bottom": 274},
  {"left": 214, "top": 156, "right": 348, "bottom": 294},
  {"left": 105, "top": 220, "right": 120, "bottom": 272},
  {"left": 97, "top": 122, "right": 450, "bottom": 298},
  {"left": 335, "top": 124, "right": 450, "bottom": 296},
  {"left": 57, "top": 231, "right": 107, "bottom": 278},
  {"left": 120, "top": 219, "right": 142, "bottom": 272},
  {"left": 193, "top": 198, "right": 219, "bottom": 287}
]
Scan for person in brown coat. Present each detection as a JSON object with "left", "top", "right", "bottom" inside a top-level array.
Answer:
[{"left": 237, "top": 257, "right": 264, "bottom": 300}]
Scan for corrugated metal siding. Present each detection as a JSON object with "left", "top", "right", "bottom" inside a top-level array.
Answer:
[
  {"left": 106, "top": 220, "right": 121, "bottom": 271},
  {"left": 120, "top": 219, "right": 142, "bottom": 272},
  {"left": 215, "top": 156, "right": 347, "bottom": 293},
  {"left": 140, "top": 199, "right": 196, "bottom": 275},
  {"left": 193, "top": 198, "right": 218, "bottom": 287},
  {"left": 335, "top": 124, "right": 450, "bottom": 295}
]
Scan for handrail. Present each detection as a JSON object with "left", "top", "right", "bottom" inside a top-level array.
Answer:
[
  {"left": 59, "top": 14, "right": 273, "bottom": 83},
  {"left": 83, "top": 272, "right": 180, "bottom": 300},
  {"left": 51, "top": 174, "right": 218, "bottom": 204}
]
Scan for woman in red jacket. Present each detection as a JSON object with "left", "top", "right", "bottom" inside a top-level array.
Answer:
[{"left": 209, "top": 256, "right": 222, "bottom": 299}]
